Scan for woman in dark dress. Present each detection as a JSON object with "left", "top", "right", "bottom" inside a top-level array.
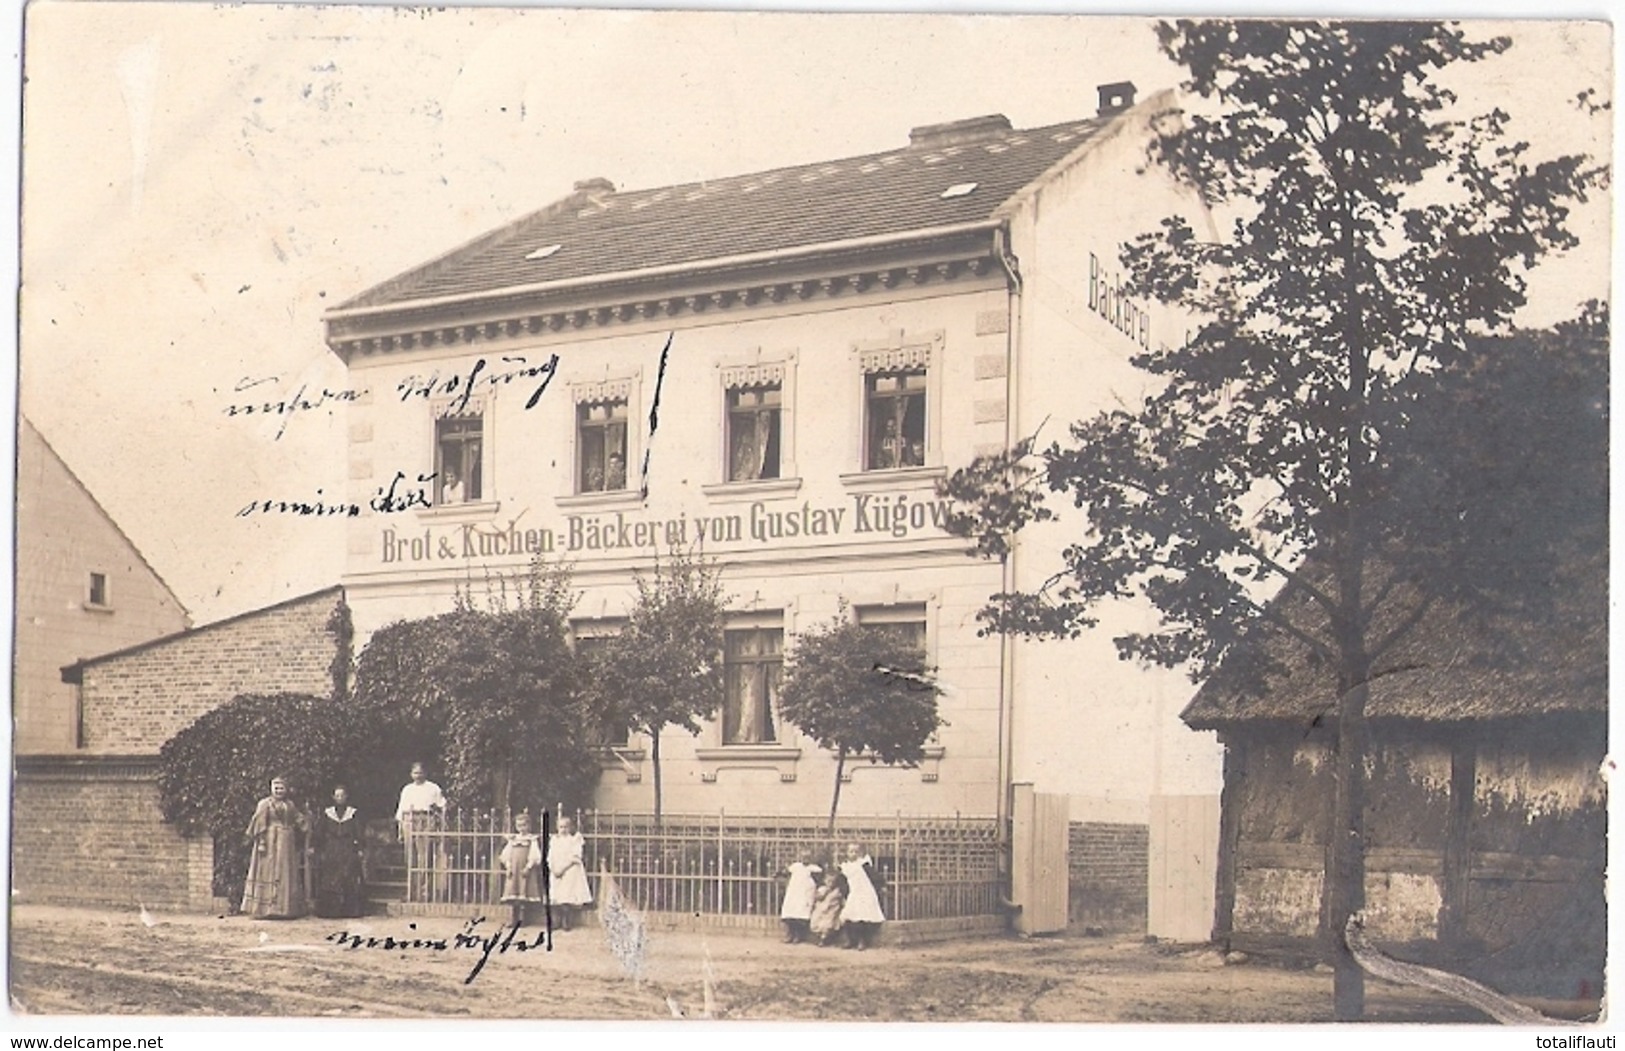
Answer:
[{"left": 312, "top": 785, "right": 366, "bottom": 919}]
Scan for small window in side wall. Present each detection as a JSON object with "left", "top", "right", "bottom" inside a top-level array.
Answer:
[
  {"left": 435, "top": 412, "right": 483, "bottom": 503},
  {"left": 723, "top": 626, "right": 783, "bottom": 745},
  {"left": 726, "top": 384, "right": 782, "bottom": 482},
  {"left": 864, "top": 369, "right": 927, "bottom": 471},
  {"left": 87, "top": 572, "right": 110, "bottom": 608},
  {"left": 577, "top": 399, "right": 629, "bottom": 493},
  {"left": 574, "top": 624, "right": 633, "bottom": 747}
]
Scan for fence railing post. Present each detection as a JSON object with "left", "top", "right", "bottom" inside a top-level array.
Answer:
[{"left": 391, "top": 809, "right": 1000, "bottom": 922}]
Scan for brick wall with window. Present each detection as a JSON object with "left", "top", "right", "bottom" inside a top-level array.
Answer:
[{"left": 70, "top": 586, "right": 348, "bottom": 754}]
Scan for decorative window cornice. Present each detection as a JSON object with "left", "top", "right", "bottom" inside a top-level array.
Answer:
[
  {"left": 720, "top": 362, "right": 785, "bottom": 389},
  {"left": 572, "top": 378, "right": 632, "bottom": 404},
  {"left": 855, "top": 329, "right": 944, "bottom": 374},
  {"left": 431, "top": 396, "right": 487, "bottom": 419}
]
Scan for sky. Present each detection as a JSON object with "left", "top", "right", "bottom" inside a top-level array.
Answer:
[{"left": 13, "top": 6, "right": 1613, "bottom": 630}]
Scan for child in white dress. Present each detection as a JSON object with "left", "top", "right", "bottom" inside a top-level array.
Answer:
[
  {"left": 548, "top": 814, "right": 593, "bottom": 930},
  {"left": 838, "top": 842, "right": 886, "bottom": 950},
  {"left": 778, "top": 849, "right": 823, "bottom": 943}
]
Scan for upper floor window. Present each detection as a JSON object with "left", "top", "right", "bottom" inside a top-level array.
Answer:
[
  {"left": 727, "top": 384, "right": 782, "bottom": 482},
  {"left": 865, "top": 369, "right": 927, "bottom": 471},
  {"left": 87, "top": 572, "right": 110, "bottom": 608},
  {"left": 723, "top": 626, "right": 783, "bottom": 745},
  {"left": 578, "top": 399, "right": 629, "bottom": 493},
  {"left": 435, "top": 411, "right": 483, "bottom": 503}
]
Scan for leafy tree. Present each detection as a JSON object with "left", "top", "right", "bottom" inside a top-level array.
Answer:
[
  {"left": 351, "top": 559, "right": 601, "bottom": 813},
  {"left": 593, "top": 545, "right": 727, "bottom": 826},
  {"left": 778, "top": 611, "right": 944, "bottom": 830},
  {"left": 941, "top": 21, "right": 1605, "bottom": 1018},
  {"left": 158, "top": 692, "right": 362, "bottom": 903}
]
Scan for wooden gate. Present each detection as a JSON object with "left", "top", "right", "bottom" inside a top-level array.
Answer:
[
  {"left": 1148, "top": 793, "right": 1220, "bottom": 942},
  {"left": 1010, "top": 783, "right": 1069, "bottom": 934}
]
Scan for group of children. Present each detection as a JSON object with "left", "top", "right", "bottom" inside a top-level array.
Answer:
[
  {"left": 498, "top": 814, "right": 889, "bottom": 950},
  {"left": 496, "top": 812, "right": 594, "bottom": 929},
  {"left": 779, "top": 842, "right": 887, "bottom": 950}
]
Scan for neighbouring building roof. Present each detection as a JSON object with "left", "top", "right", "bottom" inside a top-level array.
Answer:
[
  {"left": 332, "top": 111, "right": 1123, "bottom": 315},
  {"left": 19, "top": 416, "right": 189, "bottom": 622},
  {"left": 1181, "top": 563, "right": 1606, "bottom": 730}
]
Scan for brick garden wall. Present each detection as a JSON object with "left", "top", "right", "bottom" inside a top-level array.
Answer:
[
  {"left": 13, "top": 757, "right": 214, "bottom": 909},
  {"left": 1068, "top": 821, "right": 1148, "bottom": 931},
  {"left": 17, "top": 587, "right": 347, "bottom": 911},
  {"left": 75, "top": 587, "right": 345, "bottom": 753}
]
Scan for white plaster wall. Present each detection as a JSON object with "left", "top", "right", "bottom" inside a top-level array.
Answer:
[
  {"left": 341, "top": 283, "right": 1009, "bottom": 817},
  {"left": 1002, "top": 94, "right": 1224, "bottom": 804}
]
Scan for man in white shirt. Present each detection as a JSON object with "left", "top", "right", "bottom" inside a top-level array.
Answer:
[{"left": 396, "top": 762, "right": 446, "bottom": 900}]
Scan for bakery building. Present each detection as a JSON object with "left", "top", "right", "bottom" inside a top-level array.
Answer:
[{"left": 323, "top": 84, "right": 1224, "bottom": 915}]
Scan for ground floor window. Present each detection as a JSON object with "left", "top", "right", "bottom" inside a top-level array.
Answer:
[{"left": 723, "top": 626, "right": 783, "bottom": 745}]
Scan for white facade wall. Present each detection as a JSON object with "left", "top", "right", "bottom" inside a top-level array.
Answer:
[
  {"left": 1002, "top": 96, "right": 1224, "bottom": 810},
  {"left": 342, "top": 281, "right": 1010, "bottom": 817},
  {"left": 338, "top": 95, "right": 1226, "bottom": 821}
]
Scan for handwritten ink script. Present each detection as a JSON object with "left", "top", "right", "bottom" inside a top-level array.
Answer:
[
  {"left": 222, "top": 352, "right": 561, "bottom": 441},
  {"left": 327, "top": 917, "right": 550, "bottom": 984},
  {"left": 397, "top": 353, "right": 561, "bottom": 415},
  {"left": 223, "top": 377, "right": 366, "bottom": 440},
  {"left": 238, "top": 471, "right": 436, "bottom": 518}
]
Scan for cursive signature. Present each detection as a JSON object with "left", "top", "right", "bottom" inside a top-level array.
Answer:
[{"left": 327, "top": 916, "right": 551, "bottom": 984}]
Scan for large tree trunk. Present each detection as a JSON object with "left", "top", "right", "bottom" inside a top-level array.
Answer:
[
  {"left": 1326, "top": 669, "right": 1370, "bottom": 1020},
  {"left": 651, "top": 728, "right": 663, "bottom": 830},
  {"left": 828, "top": 747, "right": 848, "bottom": 833}
]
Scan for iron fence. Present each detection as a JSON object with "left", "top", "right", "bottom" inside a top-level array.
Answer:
[{"left": 400, "top": 809, "right": 1002, "bottom": 920}]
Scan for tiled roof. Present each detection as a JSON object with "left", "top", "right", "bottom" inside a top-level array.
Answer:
[{"left": 336, "top": 114, "right": 1117, "bottom": 312}]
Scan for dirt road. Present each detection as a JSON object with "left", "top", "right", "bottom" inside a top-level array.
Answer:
[{"left": 9, "top": 904, "right": 1494, "bottom": 1022}]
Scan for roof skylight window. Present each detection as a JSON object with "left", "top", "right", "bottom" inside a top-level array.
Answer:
[
  {"left": 940, "top": 182, "right": 979, "bottom": 199},
  {"left": 525, "top": 244, "right": 562, "bottom": 261}
]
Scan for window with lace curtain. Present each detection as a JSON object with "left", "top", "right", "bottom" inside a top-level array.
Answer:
[
  {"left": 864, "top": 369, "right": 927, "bottom": 471},
  {"left": 577, "top": 398, "right": 629, "bottom": 493},
  {"left": 726, "top": 384, "right": 782, "bottom": 482},
  {"left": 722, "top": 626, "right": 783, "bottom": 745}
]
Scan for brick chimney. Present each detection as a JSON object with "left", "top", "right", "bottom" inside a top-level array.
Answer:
[
  {"left": 908, "top": 114, "right": 1013, "bottom": 150},
  {"left": 1097, "top": 81, "right": 1136, "bottom": 117},
  {"left": 573, "top": 177, "right": 616, "bottom": 195}
]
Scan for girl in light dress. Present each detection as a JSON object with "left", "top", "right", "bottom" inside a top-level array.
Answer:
[
  {"left": 838, "top": 842, "right": 885, "bottom": 950},
  {"left": 497, "top": 811, "right": 544, "bottom": 928},
  {"left": 548, "top": 814, "right": 593, "bottom": 930},
  {"left": 778, "top": 849, "right": 823, "bottom": 943}
]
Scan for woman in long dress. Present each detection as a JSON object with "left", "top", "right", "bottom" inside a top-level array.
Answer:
[
  {"left": 242, "top": 776, "right": 309, "bottom": 919},
  {"left": 312, "top": 785, "right": 365, "bottom": 919},
  {"left": 547, "top": 815, "right": 593, "bottom": 930},
  {"left": 838, "top": 842, "right": 885, "bottom": 950}
]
